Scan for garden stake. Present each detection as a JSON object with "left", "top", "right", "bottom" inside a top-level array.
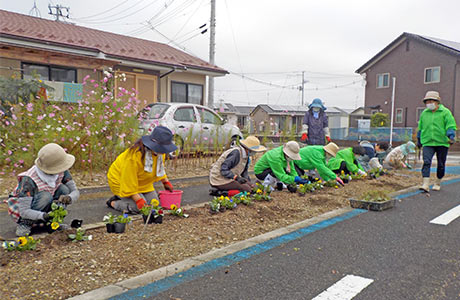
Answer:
[{"left": 141, "top": 208, "right": 154, "bottom": 235}]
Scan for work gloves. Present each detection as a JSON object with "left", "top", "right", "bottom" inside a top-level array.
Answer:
[
  {"left": 234, "top": 175, "right": 248, "bottom": 184},
  {"left": 294, "top": 176, "right": 308, "bottom": 184},
  {"left": 56, "top": 195, "right": 72, "bottom": 205},
  {"left": 300, "top": 133, "right": 308, "bottom": 142},
  {"left": 416, "top": 131, "right": 423, "bottom": 148},
  {"left": 447, "top": 129, "right": 455, "bottom": 144},
  {"left": 357, "top": 169, "right": 367, "bottom": 177},
  {"left": 163, "top": 181, "right": 174, "bottom": 192},
  {"left": 336, "top": 177, "right": 344, "bottom": 186},
  {"left": 326, "top": 136, "right": 332, "bottom": 143},
  {"left": 42, "top": 212, "right": 51, "bottom": 221}
]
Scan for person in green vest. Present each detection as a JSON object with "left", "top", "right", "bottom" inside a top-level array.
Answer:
[
  {"left": 327, "top": 146, "right": 367, "bottom": 176},
  {"left": 417, "top": 91, "right": 457, "bottom": 192},
  {"left": 254, "top": 141, "right": 308, "bottom": 190},
  {"left": 293, "top": 143, "right": 344, "bottom": 185}
]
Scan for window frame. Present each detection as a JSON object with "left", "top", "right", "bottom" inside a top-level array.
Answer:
[
  {"left": 200, "top": 108, "right": 221, "bottom": 125},
  {"left": 416, "top": 107, "right": 426, "bottom": 122},
  {"left": 424, "top": 66, "right": 441, "bottom": 84},
  {"left": 173, "top": 106, "right": 197, "bottom": 123},
  {"left": 376, "top": 73, "right": 390, "bottom": 89},
  {"left": 395, "top": 108, "right": 403, "bottom": 124},
  {"left": 21, "top": 62, "right": 77, "bottom": 83},
  {"left": 171, "top": 81, "right": 204, "bottom": 105}
]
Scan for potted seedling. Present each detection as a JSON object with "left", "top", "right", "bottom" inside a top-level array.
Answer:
[
  {"left": 47, "top": 202, "right": 68, "bottom": 233},
  {"left": 169, "top": 204, "right": 189, "bottom": 218},
  {"left": 140, "top": 199, "right": 164, "bottom": 224},
  {"left": 68, "top": 228, "right": 92, "bottom": 242},
  {"left": 339, "top": 170, "right": 351, "bottom": 183},
  {"left": 114, "top": 214, "right": 132, "bottom": 233},
  {"left": 103, "top": 212, "right": 116, "bottom": 233},
  {"left": 209, "top": 198, "right": 221, "bottom": 214},
  {"left": 349, "top": 190, "right": 396, "bottom": 211}
]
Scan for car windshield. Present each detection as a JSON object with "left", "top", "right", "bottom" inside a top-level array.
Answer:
[{"left": 140, "top": 103, "right": 170, "bottom": 119}]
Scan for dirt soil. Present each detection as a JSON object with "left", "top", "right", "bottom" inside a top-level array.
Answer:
[{"left": 0, "top": 170, "right": 426, "bottom": 300}]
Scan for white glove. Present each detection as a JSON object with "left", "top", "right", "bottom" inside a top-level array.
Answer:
[{"left": 357, "top": 169, "right": 367, "bottom": 176}]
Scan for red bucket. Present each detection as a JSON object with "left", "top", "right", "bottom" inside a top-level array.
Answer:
[{"left": 159, "top": 190, "right": 183, "bottom": 209}]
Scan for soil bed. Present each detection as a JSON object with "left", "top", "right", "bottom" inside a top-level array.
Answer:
[{"left": 0, "top": 170, "right": 424, "bottom": 300}]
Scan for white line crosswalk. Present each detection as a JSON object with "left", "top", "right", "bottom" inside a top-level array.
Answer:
[
  {"left": 429, "top": 204, "right": 460, "bottom": 225},
  {"left": 312, "top": 275, "right": 374, "bottom": 300}
]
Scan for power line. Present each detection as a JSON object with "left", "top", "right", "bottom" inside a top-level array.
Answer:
[
  {"left": 171, "top": 0, "right": 205, "bottom": 41},
  {"left": 75, "top": 0, "right": 130, "bottom": 20}
]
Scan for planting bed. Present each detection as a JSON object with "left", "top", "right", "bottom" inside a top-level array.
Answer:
[{"left": 0, "top": 171, "right": 424, "bottom": 300}]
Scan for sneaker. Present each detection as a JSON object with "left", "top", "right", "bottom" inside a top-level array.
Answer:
[
  {"left": 106, "top": 195, "right": 120, "bottom": 208},
  {"left": 16, "top": 221, "right": 32, "bottom": 236}
]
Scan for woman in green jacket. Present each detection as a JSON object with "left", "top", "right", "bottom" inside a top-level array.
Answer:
[
  {"left": 254, "top": 141, "right": 308, "bottom": 189},
  {"left": 293, "top": 143, "right": 344, "bottom": 185},
  {"left": 417, "top": 91, "right": 457, "bottom": 192},
  {"left": 327, "top": 146, "right": 366, "bottom": 176}
]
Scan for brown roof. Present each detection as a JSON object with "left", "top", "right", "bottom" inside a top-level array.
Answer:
[{"left": 0, "top": 9, "right": 227, "bottom": 74}]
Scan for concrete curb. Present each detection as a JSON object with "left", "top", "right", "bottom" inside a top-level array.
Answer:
[{"left": 67, "top": 207, "right": 354, "bottom": 300}]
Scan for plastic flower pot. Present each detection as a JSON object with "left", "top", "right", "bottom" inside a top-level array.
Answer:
[
  {"left": 153, "top": 215, "right": 163, "bottom": 224},
  {"left": 159, "top": 190, "right": 183, "bottom": 209},
  {"left": 349, "top": 198, "right": 396, "bottom": 211},
  {"left": 142, "top": 214, "right": 155, "bottom": 224},
  {"left": 113, "top": 222, "right": 126, "bottom": 233},
  {"left": 106, "top": 223, "right": 115, "bottom": 233},
  {"left": 342, "top": 178, "right": 349, "bottom": 184}
]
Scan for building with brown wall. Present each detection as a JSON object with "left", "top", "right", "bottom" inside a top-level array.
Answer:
[
  {"left": 356, "top": 32, "right": 460, "bottom": 128},
  {"left": 0, "top": 9, "right": 227, "bottom": 105}
]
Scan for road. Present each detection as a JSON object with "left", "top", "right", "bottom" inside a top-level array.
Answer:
[{"left": 111, "top": 178, "right": 460, "bottom": 300}]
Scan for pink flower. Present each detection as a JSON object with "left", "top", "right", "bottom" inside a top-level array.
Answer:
[
  {"left": 83, "top": 75, "right": 90, "bottom": 82},
  {"left": 12, "top": 114, "right": 17, "bottom": 120},
  {"left": 37, "top": 115, "right": 44, "bottom": 121},
  {"left": 8, "top": 150, "right": 12, "bottom": 155},
  {"left": 49, "top": 113, "right": 55, "bottom": 118},
  {"left": 26, "top": 103, "right": 33, "bottom": 112},
  {"left": 94, "top": 84, "right": 99, "bottom": 88},
  {"left": 22, "top": 147, "right": 28, "bottom": 151},
  {"left": 19, "top": 160, "right": 24, "bottom": 164},
  {"left": 103, "top": 77, "right": 108, "bottom": 83},
  {"left": 5, "top": 158, "right": 11, "bottom": 163},
  {"left": 90, "top": 79, "right": 95, "bottom": 83}
]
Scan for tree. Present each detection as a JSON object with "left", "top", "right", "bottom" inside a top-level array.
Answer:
[{"left": 371, "top": 112, "right": 390, "bottom": 127}]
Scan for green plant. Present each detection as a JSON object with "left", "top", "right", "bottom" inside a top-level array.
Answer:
[
  {"left": 209, "top": 197, "right": 222, "bottom": 212},
  {"left": 68, "top": 228, "right": 92, "bottom": 242},
  {"left": 251, "top": 183, "right": 271, "bottom": 201},
  {"left": 371, "top": 112, "right": 390, "bottom": 127},
  {"left": 2, "top": 236, "right": 40, "bottom": 251},
  {"left": 360, "top": 190, "right": 390, "bottom": 202},
  {"left": 169, "top": 204, "right": 189, "bottom": 218},
  {"left": 48, "top": 202, "right": 67, "bottom": 230},
  {"left": 368, "top": 168, "right": 385, "bottom": 179},
  {"left": 323, "top": 180, "right": 340, "bottom": 188},
  {"left": 102, "top": 212, "right": 116, "bottom": 224},
  {"left": 116, "top": 213, "right": 132, "bottom": 224}
]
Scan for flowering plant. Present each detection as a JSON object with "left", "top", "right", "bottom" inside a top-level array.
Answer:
[
  {"left": 368, "top": 168, "right": 386, "bottom": 179},
  {"left": 102, "top": 212, "right": 116, "bottom": 224},
  {"left": 2, "top": 236, "right": 40, "bottom": 251},
  {"left": 209, "top": 197, "right": 222, "bottom": 213},
  {"left": 231, "top": 192, "right": 252, "bottom": 206},
  {"left": 48, "top": 202, "right": 67, "bottom": 230},
  {"left": 169, "top": 204, "right": 189, "bottom": 218},
  {"left": 251, "top": 183, "right": 271, "bottom": 201},
  {"left": 324, "top": 180, "right": 340, "bottom": 188},
  {"left": 339, "top": 170, "right": 352, "bottom": 183},
  {"left": 68, "top": 228, "right": 92, "bottom": 242},
  {"left": 115, "top": 213, "right": 132, "bottom": 224},
  {"left": 140, "top": 199, "right": 164, "bottom": 217}
]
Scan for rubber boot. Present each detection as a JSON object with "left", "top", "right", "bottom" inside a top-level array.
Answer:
[
  {"left": 432, "top": 178, "right": 441, "bottom": 191},
  {"left": 420, "top": 177, "right": 430, "bottom": 192}
]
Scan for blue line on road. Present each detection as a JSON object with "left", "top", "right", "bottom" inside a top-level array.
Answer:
[{"left": 109, "top": 209, "right": 367, "bottom": 300}]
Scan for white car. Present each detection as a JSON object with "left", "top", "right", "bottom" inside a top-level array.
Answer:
[{"left": 139, "top": 103, "right": 243, "bottom": 154}]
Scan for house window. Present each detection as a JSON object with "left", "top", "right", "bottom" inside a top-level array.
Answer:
[
  {"left": 395, "top": 108, "right": 403, "bottom": 123},
  {"left": 22, "top": 63, "right": 77, "bottom": 83},
  {"left": 237, "top": 115, "right": 246, "bottom": 128},
  {"left": 416, "top": 107, "right": 426, "bottom": 122},
  {"left": 376, "top": 73, "right": 389, "bottom": 88},
  {"left": 424, "top": 66, "right": 440, "bottom": 84},
  {"left": 171, "top": 82, "right": 203, "bottom": 105}
]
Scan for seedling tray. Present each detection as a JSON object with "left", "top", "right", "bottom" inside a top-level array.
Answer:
[{"left": 349, "top": 198, "right": 396, "bottom": 211}]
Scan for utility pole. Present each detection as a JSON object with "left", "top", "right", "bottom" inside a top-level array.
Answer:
[
  {"left": 48, "top": 4, "right": 70, "bottom": 22},
  {"left": 207, "top": 0, "right": 216, "bottom": 108},
  {"left": 301, "top": 71, "right": 305, "bottom": 106},
  {"left": 389, "top": 77, "right": 396, "bottom": 147}
]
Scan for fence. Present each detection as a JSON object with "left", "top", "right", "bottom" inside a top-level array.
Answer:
[{"left": 330, "top": 127, "right": 413, "bottom": 142}]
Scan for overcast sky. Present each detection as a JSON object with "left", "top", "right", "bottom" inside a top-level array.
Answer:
[{"left": 3, "top": 0, "right": 460, "bottom": 108}]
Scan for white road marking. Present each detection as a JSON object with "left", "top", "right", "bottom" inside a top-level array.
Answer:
[
  {"left": 312, "top": 274, "right": 374, "bottom": 300},
  {"left": 429, "top": 204, "right": 460, "bottom": 226}
]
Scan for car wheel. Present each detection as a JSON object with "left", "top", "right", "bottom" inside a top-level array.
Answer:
[{"left": 170, "top": 135, "right": 183, "bottom": 158}]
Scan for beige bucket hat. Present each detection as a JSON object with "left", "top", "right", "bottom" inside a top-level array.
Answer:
[
  {"left": 240, "top": 136, "right": 267, "bottom": 152},
  {"left": 323, "top": 142, "right": 339, "bottom": 157},
  {"left": 35, "top": 143, "right": 75, "bottom": 174},
  {"left": 423, "top": 91, "right": 441, "bottom": 102},
  {"left": 283, "top": 141, "right": 301, "bottom": 160}
]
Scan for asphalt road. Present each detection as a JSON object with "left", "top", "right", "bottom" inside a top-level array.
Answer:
[{"left": 136, "top": 180, "right": 460, "bottom": 300}]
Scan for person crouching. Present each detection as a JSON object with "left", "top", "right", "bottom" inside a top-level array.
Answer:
[
  {"left": 8, "top": 143, "right": 79, "bottom": 236},
  {"left": 209, "top": 136, "right": 266, "bottom": 196}
]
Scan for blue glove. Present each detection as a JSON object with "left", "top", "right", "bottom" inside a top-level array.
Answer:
[
  {"left": 416, "top": 131, "right": 422, "bottom": 148},
  {"left": 446, "top": 128, "right": 455, "bottom": 140},
  {"left": 294, "top": 176, "right": 308, "bottom": 184}
]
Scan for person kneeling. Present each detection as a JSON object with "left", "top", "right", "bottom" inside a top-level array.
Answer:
[
  {"left": 209, "top": 136, "right": 266, "bottom": 196},
  {"left": 8, "top": 143, "right": 79, "bottom": 236}
]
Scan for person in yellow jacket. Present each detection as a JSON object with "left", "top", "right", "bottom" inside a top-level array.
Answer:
[{"left": 106, "top": 126, "right": 177, "bottom": 213}]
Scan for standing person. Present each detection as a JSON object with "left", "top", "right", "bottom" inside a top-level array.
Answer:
[
  {"left": 254, "top": 141, "right": 308, "bottom": 189},
  {"left": 106, "top": 126, "right": 177, "bottom": 213},
  {"left": 7, "top": 143, "right": 79, "bottom": 236},
  {"left": 300, "top": 98, "right": 331, "bottom": 145},
  {"left": 384, "top": 141, "right": 416, "bottom": 169},
  {"left": 209, "top": 136, "right": 266, "bottom": 195},
  {"left": 327, "top": 146, "right": 367, "bottom": 176},
  {"left": 359, "top": 141, "right": 389, "bottom": 171},
  {"left": 293, "top": 143, "right": 344, "bottom": 185},
  {"left": 417, "top": 91, "right": 457, "bottom": 192}
]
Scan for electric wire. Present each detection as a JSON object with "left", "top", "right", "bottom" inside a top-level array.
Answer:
[
  {"left": 171, "top": 0, "right": 205, "bottom": 41},
  {"left": 74, "top": 0, "right": 130, "bottom": 20}
]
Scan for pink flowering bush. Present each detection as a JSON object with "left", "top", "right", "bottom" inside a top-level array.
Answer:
[{"left": 0, "top": 71, "right": 146, "bottom": 175}]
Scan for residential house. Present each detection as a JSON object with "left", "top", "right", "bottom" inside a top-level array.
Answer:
[
  {"left": 250, "top": 104, "right": 350, "bottom": 135},
  {"left": 0, "top": 9, "right": 227, "bottom": 105},
  {"left": 213, "top": 102, "right": 238, "bottom": 126},
  {"left": 234, "top": 105, "right": 255, "bottom": 132},
  {"left": 356, "top": 32, "right": 460, "bottom": 128}
]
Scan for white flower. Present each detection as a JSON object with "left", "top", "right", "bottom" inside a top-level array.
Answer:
[
  {"left": 1, "top": 242, "right": 7, "bottom": 249},
  {"left": 46, "top": 125, "right": 51, "bottom": 129},
  {"left": 56, "top": 127, "right": 62, "bottom": 132},
  {"left": 87, "top": 235, "right": 93, "bottom": 241},
  {"left": 103, "top": 216, "right": 109, "bottom": 221}
]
